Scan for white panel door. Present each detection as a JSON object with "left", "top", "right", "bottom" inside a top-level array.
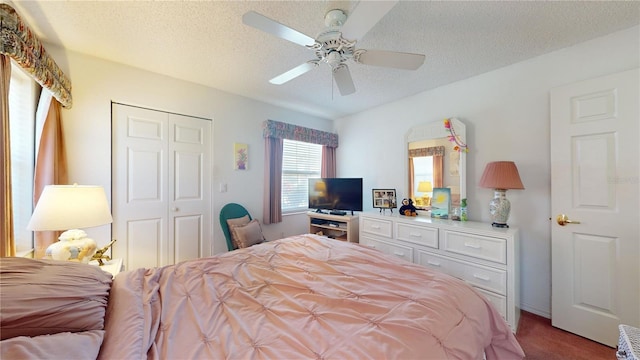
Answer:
[
  {"left": 168, "top": 114, "right": 211, "bottom": 264},
  {"left": 113, "top": 104, "right": 212, "bottom": 270},
  {"left": 550, "top": 69, "right": 639, "bottom": 347}
]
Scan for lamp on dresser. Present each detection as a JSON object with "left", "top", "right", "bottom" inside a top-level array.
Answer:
[
  {"left": 479, "top": 161, "right": 524, "bottom": 228},
  {"left": 417, "top": 181, "right": 433, "bottom": 206},
  {"left": 27, "top": 184, "right": 113, "bottom": 263}
]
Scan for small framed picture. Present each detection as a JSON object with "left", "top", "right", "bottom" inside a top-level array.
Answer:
[
  {"left": 372, "top": 189, "right": 397, "bottom": 209},
  {"left": 234, "top": 143, "right": 248, "bottom": 170},
  {"left": 431, "top": 187, "right": 451, "bottom": 219}
]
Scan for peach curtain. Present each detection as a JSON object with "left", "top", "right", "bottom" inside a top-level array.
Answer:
[
  {"left": 263, "top": 136, "right": 283, "bottom": 225},
  {"left": 433, "top": 155, "right": 443, "bottom": 188},
  {"left": 32, "top": 93, "right": 68, "bottom": 258},
  {"left": 1, "top": 54, "right": 15, "bottom": 257},
  {"left": 321, "top": 146, "right": 336, "bottom": 178}
]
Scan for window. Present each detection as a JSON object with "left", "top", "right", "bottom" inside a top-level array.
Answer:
[
  {"left": 9, "top": 63, "right": 37, "bottom": 253},
  {"left": 281, "top": 139, "right": 322, "bottom": 213},
  {"left": 413, "top": 156, "right": 434, "bottom": 195}
]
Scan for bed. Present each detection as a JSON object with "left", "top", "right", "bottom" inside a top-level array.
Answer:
[{"left": 1, "top": 234, "right": 524, "bottom": 359}]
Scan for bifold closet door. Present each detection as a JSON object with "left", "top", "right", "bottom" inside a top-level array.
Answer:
[{"left": 112, "top": 103, "right": 212, "bottom": 270}]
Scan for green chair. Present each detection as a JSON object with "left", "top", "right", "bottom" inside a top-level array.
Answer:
[{"left": 219, "top": 203, "right": 252, "bottom": 251}]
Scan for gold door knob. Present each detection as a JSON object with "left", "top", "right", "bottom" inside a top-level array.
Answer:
[{"left": 557, "top": 214, "right": 581, "bottom": 226}]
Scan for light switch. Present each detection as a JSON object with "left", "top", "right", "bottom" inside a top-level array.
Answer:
[{"left": 219, "top": 183, "right": 227, "bottom": 192}]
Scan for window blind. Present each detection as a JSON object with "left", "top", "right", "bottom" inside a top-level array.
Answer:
[
  {"left": 8, "top": 63, "right": 36, "bottom": 252},
  {"left": 282, "top": 139, "right": 322, "bottom": 213}
]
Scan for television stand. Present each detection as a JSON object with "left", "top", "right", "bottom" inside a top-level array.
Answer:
[{"left": 308, "top": 211, "right": 359, "bottom": 243}]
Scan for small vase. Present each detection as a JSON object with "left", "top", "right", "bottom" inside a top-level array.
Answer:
[{"left": 460, "top": 198, "right": 468, "bottom": 221}]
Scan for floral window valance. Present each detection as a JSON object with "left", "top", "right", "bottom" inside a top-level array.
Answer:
[
  {"left": 1, "top": 4, "right": 72, "bottom": 108},
  {"left": 263, "top": 120, "right": 338, "bottom": 148},
  {"left": 409, "top": 146, "right": 444, "bottom": 158}
]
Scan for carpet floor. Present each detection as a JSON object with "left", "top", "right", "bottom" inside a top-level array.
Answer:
[{"left": 515, "top": 311, "right": 616, "bottom": 359}]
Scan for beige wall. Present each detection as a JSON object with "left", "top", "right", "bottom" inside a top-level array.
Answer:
[
  {"left": 45, "top": 45, "right": 333, "bottom": 255},
  {"left": 336, "top": 26, "right": 640, "bottom": 318}
]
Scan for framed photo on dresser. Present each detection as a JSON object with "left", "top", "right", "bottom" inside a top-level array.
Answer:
[{"left": 372, "top": 189, "right": 397, "bottom": 210}]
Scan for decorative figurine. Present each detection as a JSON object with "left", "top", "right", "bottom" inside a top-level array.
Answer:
[{"left": 399, "top": 198, "right": 418, "bottom": 216}]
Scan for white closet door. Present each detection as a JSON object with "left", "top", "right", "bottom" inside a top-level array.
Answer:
[
  {"left": 112, "top": 104, "right": 212, "bottom": 270},
  {"left": 168, "top": 113, "right": 211, "bottom": 264}
]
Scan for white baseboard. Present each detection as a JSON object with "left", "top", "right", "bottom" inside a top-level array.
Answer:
[{"left": 521, "top": 303, "right": 551, "bottom": 319}]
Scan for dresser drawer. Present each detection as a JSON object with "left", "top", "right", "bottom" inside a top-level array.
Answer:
[
  {"left": 396, "top": 223, "right": 438, "bottom": 248},
  {"left": 360, "top": 236, "right": 413, "bottom": 263},
  {"left": 417, "top": 252, "right": 507, "bottom": 295},
  {"left": 361, "top": 217, "right": 393, "bottom": 238},
  {"left": 442, "top": 230, "right": 507, "bottom": 264},
  {"left": 475, "top": 287, "right": 507, "bottom": 320}
]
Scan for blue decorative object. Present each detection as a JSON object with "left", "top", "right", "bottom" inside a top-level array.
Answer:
[{"left": 431, "top": 188, "right": 451, "bottom": 219}]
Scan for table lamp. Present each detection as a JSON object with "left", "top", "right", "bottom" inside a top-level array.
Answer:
[
  {"left": 417, "top": 181, "right": 433, "bottom": 206},
  {"left": 27, "top": 184, "right": 113, "bottom": 263},
  {"left": 479, "top": 161, "right": 524, "bottom": 228}
]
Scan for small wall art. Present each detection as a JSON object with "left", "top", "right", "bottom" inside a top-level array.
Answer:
[
  {"left": 431, "top": 187, "right": 451, "bottom": 219},
  {"left": 234, "top": 143, "right": 248, "bottom": 170},
  {"left": 372, "top": 189, "right": 397, "bottom": 212}
]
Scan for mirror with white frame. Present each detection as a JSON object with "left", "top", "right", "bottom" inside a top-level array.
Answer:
[{"left": 406, "top": 118, "right": 466, "bottom": 210}]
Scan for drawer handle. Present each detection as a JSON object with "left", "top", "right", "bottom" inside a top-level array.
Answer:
[
  {"left": 464, "top": 242, "right": 482, "bottom": 249},
  {"left": 367, "top": 244, "right": 377, "bottom": 249},
  {"left": 409, "top": 232, "right": 422, "bottom": 237},
  {"left": 427, "top": 260, "right": 441, "bottom": 267},
  {"left": 393, "top": 251, "right": 405, "bottom": 257},
  {"left": 371, "top": 225, "right": 381, "bottom": 229},
  {"left": 473, "top": 274, "right": 491, "bottom": 281}
]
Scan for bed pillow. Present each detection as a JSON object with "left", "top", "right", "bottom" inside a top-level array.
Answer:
[
  {"left": 0, "top": 257, "right": 112, "bottom": 340},
  {"left": 226, "top": 215, "right": 251, "bottom": 248},
  {"left": 230, "top": 219, "right": 265, "bottom": 248},
  {"left": 0, "top": 330, "right": 104, "bottom": 359}
]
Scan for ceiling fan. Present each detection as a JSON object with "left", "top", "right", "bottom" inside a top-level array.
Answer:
[{"left": 242, "top": 1, "right": 426, "bottom": 96}]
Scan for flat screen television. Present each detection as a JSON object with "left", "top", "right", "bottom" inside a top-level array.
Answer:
[{"left": 308, "top": 178, "right": 363, "bottom": 214}]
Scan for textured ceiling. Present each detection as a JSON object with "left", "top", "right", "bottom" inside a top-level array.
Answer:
[{"left": 8, "top": 0, "right": 640, "bottom": 119}]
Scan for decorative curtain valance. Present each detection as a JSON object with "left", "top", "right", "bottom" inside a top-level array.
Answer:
[
  {"left": 0, "top": 4, "right": 72, "bottom": 108},
  {"left": 263, "top": 120, "right": 338, "bottom": 148},
  {"left": 409, "top": 146, "right": 444, "bottom": 158}
]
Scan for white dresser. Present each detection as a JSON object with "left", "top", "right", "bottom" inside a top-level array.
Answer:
[{"left": 359, "top": 211, "right": 520, "bottom": 332}]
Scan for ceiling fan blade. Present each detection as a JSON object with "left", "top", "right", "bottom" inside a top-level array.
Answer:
[
  {"left": 243, "top": 11, "right": 316, "bottom": 47},
  {"left": 269, "top": 62, "right": 317, "bottom": 85},
  {"left": 340, "top": 0, "right": 398, "bottom": 41},
  {"left": 333, "top": 65, "right": 356, "bottom": 96},
  {"left": 356, "top": 50, "right": 425, "bottom": 70}
]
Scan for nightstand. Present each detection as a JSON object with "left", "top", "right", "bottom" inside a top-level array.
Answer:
[{"left": 89, "top": 258, "right": 123, "bottom": 277}]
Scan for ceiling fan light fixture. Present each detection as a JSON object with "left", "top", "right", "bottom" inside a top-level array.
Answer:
[
  {"left": 243, "top": 1, "right": 424, "bottom": 95},
  {"left": 326, "top": 51, "right": 342, "bottom": 68}
]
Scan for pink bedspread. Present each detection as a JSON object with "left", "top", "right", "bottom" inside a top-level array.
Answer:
[{"left": 99, "top": 234, "right": 524, "bottom": 359}]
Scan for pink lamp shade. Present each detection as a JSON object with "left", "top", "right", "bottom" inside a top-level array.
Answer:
[{"left": 479, "top": 161, "right": 525, "bottom": 190}]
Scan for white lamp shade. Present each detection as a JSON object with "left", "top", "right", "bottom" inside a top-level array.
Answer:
[{"left": 27, "top": 185, "right": 113, "bottom": 231}]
